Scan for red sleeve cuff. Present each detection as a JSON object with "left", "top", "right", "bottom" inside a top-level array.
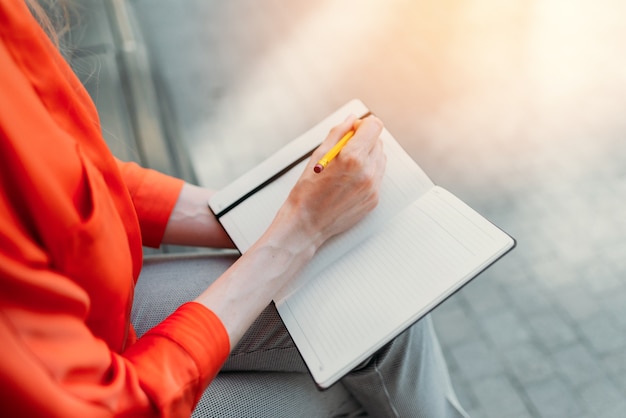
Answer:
[
  {"left": 150, "top": 302, "right": 231, "bottom": 387},
  {"left": 124, "top": 302, "right": 230, "bottom": 409},
  {"left": 116, "top": 160, "right": 184, "bottom": 247}
]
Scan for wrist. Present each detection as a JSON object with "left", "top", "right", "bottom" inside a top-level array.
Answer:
[{"left": 266, "top": 201, "right": 321, "bottom": 261}]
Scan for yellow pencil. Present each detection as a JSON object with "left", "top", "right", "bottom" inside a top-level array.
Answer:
[{"left": 313, "top": 130, "right": 355, "bottom": 173}]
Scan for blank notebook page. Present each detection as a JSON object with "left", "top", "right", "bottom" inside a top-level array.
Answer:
[{"left": 276, "top": 186, "right": 514, "bottom": 388}]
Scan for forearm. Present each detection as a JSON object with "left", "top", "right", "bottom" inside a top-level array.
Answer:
[
  {"left": 193, "top": 115, "right": 385, "bottom": 348},
  {"left": 194, "top": 202, "right": 317, "bottom": 347},
  {"left": 162, "top": 183, "right": 235, "bottom": 248}
]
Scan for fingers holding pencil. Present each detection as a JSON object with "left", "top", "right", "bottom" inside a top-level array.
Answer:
[
  {"left": 344, "top": 114, "right": 386, "bottom": 186},
  {"left": 347, "top": 115, "right": 385, "bottom": 162},
  {"left": 313, "top": 114, "right": 361, "bottom": 173},
  {"left": 285, "top": 113, "right": 386, "bottom": 245},
  {"left": 312, "top": 114, "right": 384, "bottom": 173}
]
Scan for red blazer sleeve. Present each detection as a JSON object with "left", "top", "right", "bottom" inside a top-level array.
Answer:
[
  {"left": 116, "top": 160, "right": 185, "bottom": 248},
  {"left": 0, "top": 223, "right": 230, "bottom": 417},
  {"left": 0, "top": 185, "right": 229, "bottom": 417}
]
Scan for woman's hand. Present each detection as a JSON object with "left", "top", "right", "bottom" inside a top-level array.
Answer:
[
  {"left": 162, "top": 115, "right": 385, "bottom": 253},
  {"left": 195, "top": 114, "right": 386, "bottom": 348},
  {"left": 280, "top": 114, "right": 386, "bottom": 249}
]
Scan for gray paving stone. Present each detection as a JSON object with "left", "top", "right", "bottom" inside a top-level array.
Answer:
[
  {"left": 580, "top": 263, "right": 623, "bottom": 295},
  {"left": 503, "top": 343, "right": 555, "bottom": 385},
  {"left": 431, "top": 302, "right": 477, "bottom": 346},
  {"left": 602, "top": 242, "right": 626, "bottom": 276},
  {"left": 471, "top": 376, "right": 532, "bottom": 418},
  {"left": 529, "top": 257, "right": 580, "bottom": 291},
  {"left": 554, "top": 284, "right": 603, "bottom": 322},
  {"left": 527, "top": 312, "right": 577, "bottom": 350},
  {"left": 486, "top": 256, "right": 533, "bottom": 289},
  {"left": 524, "top": 378, "right": 586, "bottom": 418},
  {"left": 481, "top": 310, "right": 532, "bottom": 349},
  {"left": 607, "top": 372, "right": 626, "bottom": 395},
  {"left": 450, "top": 339, "right": 505, "bottom": 380},
  {"left": 504, "top": 282, "right": 554, "bottom": 316},
  {"left": 579, "top": 378, "right": 624, "bottom": 417},
  {"left": 601, "top": 349, "right": 626, "bottom": 381},
  {"left": 595, "top": 401, "right": 626, "bottom": 418},
  {"left": 579, "top": 313, "right": 626, "bottom": 355},
  {"left": 553, "top": 344, "right": 604, "bottom": 388},
  {"left": 599, "top": 286, "right": 626, "bottom": 329},
  {"left": 461, "top": 278, "right": 510, "bottom": 317}
]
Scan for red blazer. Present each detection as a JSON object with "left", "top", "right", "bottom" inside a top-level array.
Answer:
[{"left": 0, "top": 2, "right": 229, "bottom": 416}]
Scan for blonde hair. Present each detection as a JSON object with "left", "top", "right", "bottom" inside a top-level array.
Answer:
[{"left": 24, "top": 0, "right": 72, "bottom": 47}]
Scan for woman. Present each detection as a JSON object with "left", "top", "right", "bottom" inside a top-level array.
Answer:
[{"left": 0, "top": 1, "right": 467, "bottom": 416}]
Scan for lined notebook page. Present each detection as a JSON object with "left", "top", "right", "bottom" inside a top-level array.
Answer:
[
  {"left": 217, "top": 127, "right": 435, "bottom": 300},
  {"left": 276, "top": 186, "right": 515, "bottom": 388}
]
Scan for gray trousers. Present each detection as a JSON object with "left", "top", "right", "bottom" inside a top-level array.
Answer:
[{"left": 131, "top": 253, "right": 469, "bottom": 418}]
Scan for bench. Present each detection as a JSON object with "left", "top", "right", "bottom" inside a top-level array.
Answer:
[{"left": 67, "top": 0, "right": 199, "bottom": 254}]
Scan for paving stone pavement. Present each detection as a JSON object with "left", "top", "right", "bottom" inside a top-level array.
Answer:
[{"left": 131, "top": 0, "right": 626, "bottom": 416}]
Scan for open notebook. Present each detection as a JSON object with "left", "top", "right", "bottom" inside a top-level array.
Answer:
[{"left": 209, "top": 99, "right": 515, "bottom": 388}]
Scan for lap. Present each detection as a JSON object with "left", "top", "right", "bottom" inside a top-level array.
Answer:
[
  {"left": 132, "top": 253, "right": 362, "bottom": 417},
  {"left": 131, "top": 252, "right": 304, "bottom": 372},
  {"left": 132, "top": 253, "right": 468, "bottom": 417},
  {"left": 131, "top": 252, "right": 239, "bottom": 338}
]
